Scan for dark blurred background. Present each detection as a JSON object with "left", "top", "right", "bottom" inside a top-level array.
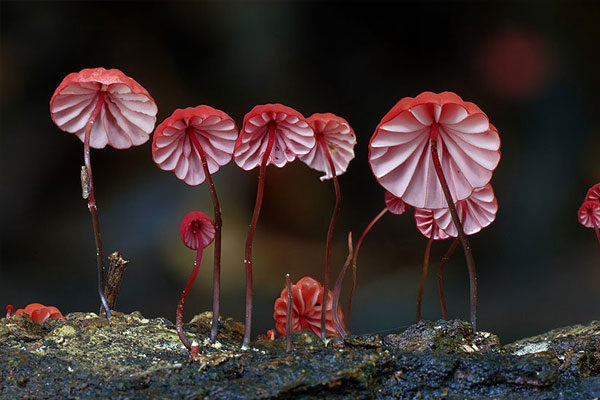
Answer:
[{"left": 1, "top": 1, "right": 598, "bottom": 343}]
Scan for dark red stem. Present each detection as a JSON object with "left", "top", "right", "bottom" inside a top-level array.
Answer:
[
  {"left": 83, "top": 92, "right": 111, "bottom": 318},
  {"left": 285, "top": 273, "right": 293, "bottom": 352},
  {"left": 416, "top": 235, "right": 433, "bottom": 322},
  {"left": 595, "top": 226, "right": 600, "bottom": 248},
  {"left": 242, "top": 123, "right": 276, "bottom": 349},
  {"left": 438, "top": 238, "right": 459, "bottom": 320},
  {"left": 319, "top": 136, "right": 341, "bottom": 341},
  {"left": 430, "top": 127, "right": 478, "bottom": 331},
  {"left": 189, "top": 131, "right": 222, "bottom": 343},
  {"left": 332, "top": 232, "right": 353, "bottom": 338},
  {"left": 347, "top": 207, "right": 388, "bottom": 321},
  {"left": 176, "top": 242, "right": 204, "bottom": 351}
]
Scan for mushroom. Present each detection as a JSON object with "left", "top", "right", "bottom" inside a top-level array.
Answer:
[
  {"left": 369, "top": 92, "right": 501, "bottom": 330},
  {"left": 346, "top": 191, "right": 410, "bottom": 323},
  {"left": 234, "top": 104, "right": 315, "bottom": 348},
  {"left": 585, "top": 183, "right": 600, "bottom": 202},
  {"left": 299, "top": 113, "right": 356, "bottom": 339},
  {"left": 273, "top": 276, "right": 343, "bottom": 338},
  {"left": 177, "top": 211, "right": 216, "bottom": 351},
  {"left": 578, "top": 200, "right": 600, "bottom": 247},
  {"left": 50, "top": 67, "right": 158, "bottom": 317},
  {"left": 5, "top": 305, "right": 14, "bottom": 318},
  {"left": 14, "top": 303, "right": 64, "bottom": 324},
  {"left": 430, "top": 184, "right": 498, "bottom": 319},
  {"left": 413, "top": 207, "right": 453, "bottom": 321},
  {"left": 152, "top": 105, "right": 238, "bottom": 342}
]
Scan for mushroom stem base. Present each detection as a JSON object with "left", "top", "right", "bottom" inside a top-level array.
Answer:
[
  {"left": 416, "top": 236, "right": 433, "bottom": 322},
  {"left": 438, "top": 238, "right": 459, "bottom": 320}
]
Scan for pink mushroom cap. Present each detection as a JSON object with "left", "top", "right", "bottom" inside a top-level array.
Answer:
[
  {"left": 152, "top": 106, "right": 238, "bottom": 186},
  {"left": 233, "top": 104, "right": 315, "bottom": 170},
  {"left": 50, "top": 67, "right": 158, "bottom": 149},
  {"left": 384, "top": 191, "right": 411, "bottom": 215},
  {"left": 414, "top": 208, "right": 452, "bottom": 240},
  {"left": 179, "top": 211, "right": 216, "bottom": 250},
  {"left": 432, "top": 183, "right": 498, "bottom": 237},
  {"left": 578, "top": 200, "right": 600, "bottom": 229},
  {"left": 299, "top": 113, "right": 357, "bottom": 181},
  {"left": 585, "top": 183, "right": 600, "bottom": 202},
  {"left": 369, "top": 91, "right": 501, "bottom": 209}
]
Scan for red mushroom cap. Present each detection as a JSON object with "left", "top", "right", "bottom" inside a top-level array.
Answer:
[
  {"left": 273, "top": 276, "right": 344, "bottom": 337},
  {"left": 585, "top": 183, "right": 600, "bottom": 202},
  {"left": 299, "top": 113, "right": 356, "bottom": 181},
  {"left": 369, "top": 92, "right": 501, "bottom": 209},
  {"left": 15, "top": 303, "right": 64, "bottom": 323},
  {"left": 578, "top": 200, "right": 600, "bottom": 229},
  {"left": 152, "top": 106, "right": 238, "bottom": 186},
  {"left": 179, "top": 211, "right": 216, "bottom": 250},
  {"left": 432, "top": 184, "right": 498, "bottom": 237},
  {"left": 233, "top": 104, "right": 315, "bottom": 170},
  {"left": 50, "top": 67, "right": 158, "bottom": 149},
  {"left": 384, "top": 191, "right": 411, "bottom": 215},
  {"left": 414, "top": 208, "right": 452, "bottom": 240}
]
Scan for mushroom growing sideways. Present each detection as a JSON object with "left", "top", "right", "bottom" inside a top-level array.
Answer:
[
  {"left": 299, "top": 113, "right": 356, "bottom": 340},
  {"left": 152, "top": 105, "right": 238, "bottom": 342},
  {"left": 177, "top": 211, "right": 216, "bottom": 351},
  {"left": 50, "top": 67, "right": 158, "bottom": 317},
  {"left": 233, "top": 104, "right": 315, "bottom": 349},
  {"left": 346, "top": 191, "right": 410, "bottom": 323},
  {"left": 369, "top": 91, "right": 501, "bottom": 330},
  {"left": 273, "top": 276, "right": 344, "bottom": 338},
  {"left": 585, "top": 183, "right": 600, "bottom": 202},
  {"left": 15, "top": 303, "right": 64, "bottom": 324},
  {"left": 578, "top": 200, "right": 600, "bottom": 247}
]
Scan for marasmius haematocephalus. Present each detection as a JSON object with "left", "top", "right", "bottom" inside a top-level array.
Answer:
[
  {"left": 234, "top": 104, "right": 315, "bottom": 349},
  {"left": 14, "top": 303, "right": 65, "bottom": 324},
  {"left": 152, "top": 105, "right": 238, "bottom": 342},
  {"left": 273, "top": 276, "right": 344, "bottom": 339},
  {"left": 429, "top": 183, "right": 498, "bottom": 320},
  {"left": 578, "top": 183, "right": 600, "bottom": 248},
  {"left": 50, "top": 67, "right": 158, "bottom": 318},
  {"left": 177, "top": 211, "right": 216, "bottom": 352},
  {"left": 344, "top": 191, "right": 410, "bottom": 325},
  {"left": 369, "top": 91, "right": 501, "bottom": 330},
  {"left": 299, "top": 113, "right": 356, "bottom": 340}
]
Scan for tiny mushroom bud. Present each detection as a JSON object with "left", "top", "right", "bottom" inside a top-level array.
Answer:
[
  {"left": 176, "top": 211, "right": 216, "bottom": 352},
  {"left": 153, "top": 106, "right": 238, "bottom": 343},
  {"left": 234, "top": 104, "right": 315, "bottom": 349},
  {"left": 5, "top": 305, "right": 14, "bottom": 318},
  {"left": 300, "top": 113, "right": 356, "bottom": 340},
  {"left": 50, "top": 67, "right": 158, "bottom": 318}
]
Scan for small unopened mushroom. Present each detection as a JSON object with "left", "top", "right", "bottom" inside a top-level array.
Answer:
[
  {"left": 234, "top": 104, "right": 315, "bottom": 349},
  {"left": 177, "top": 211, "right": 216, "bottom": 351},
  {"left": 5, "top": 305, "right": 14, "bottom": 318},
  {"left": 153, "top": 105, "right": 238, "bottom": 342},
  {"left": 300, "top": 113, "right": 356, "bottom": 340},
  {"left": 50, "top": 67, "right": 158, "bottom": 317}
]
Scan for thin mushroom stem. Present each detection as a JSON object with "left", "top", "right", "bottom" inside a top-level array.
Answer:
[
  {"left": 318, "top": 136, "right": 342, "bottom": 341},
  {"left": 190, "top": 132, "right": 222, "bottom": 343},
  {"left": 242, "top": 123, "right": 276, "bottom": 350},
  {"left": 438, "top": 238, "right": 459, "bottom": 320},
  {"left": 430, "top": 127, "right": 478, "bottom": 331},
  {"left": 285, "top": 273, "right": 293, "bottom": 352},
  {"left": 595, "top": 226, "right": 600, "bottom": 248},
  {"left": 347, "top": 207, "right": 388, "bottom": 321},
  {"left": 176, "top": 237, "right": 204, "bottom": 351},
  {"left": 416, "top": 234, "right": 433, "bottom": 322},
  {"left": 83, "top": 92, "right": 111, "bottom": 318},
  {"left": 332, "top": 232, "right": 353, "bottom": 338}
]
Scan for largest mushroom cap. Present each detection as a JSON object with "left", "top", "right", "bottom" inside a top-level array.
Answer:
[
  {"left": 369, "top": 92, "right": 501, "bottom": 209},
  {"left": 299, "top": 113, "right": 356, "bottom": 181},
  {"left": 50, "top": 67, "right": 158, "bottom": 149},
  {"left": 233, "top": 104, "right": 315, "bottom": 170},
  {"left": 152, "top": 106, "right": 238, "bottom": 186}
]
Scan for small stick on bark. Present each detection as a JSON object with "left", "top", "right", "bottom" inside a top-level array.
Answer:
[
  {"left": 286, "top": 273, "right": 293, "bottom": 353},
  {"left": 99, "top": 251, "right": 129, "bottom": 315}
]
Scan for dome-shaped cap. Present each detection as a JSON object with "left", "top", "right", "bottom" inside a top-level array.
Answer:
[
  {"left": 179, "top": 211, "right": 216, "bottom": 250},
  {"left": 578, "top": 200, "right": 600, "bottom": 229},
  {"left": 384, "top": 191, "right": 410, "bottom": 215},
  {"left": 50, "top": 67, "right": 158, "bottom": 149},
  {"left": 433, "top": 184, "right": 498, "bottom": 237},
  {"left": 234, "top": 104, "right": 315, "bottom": 170},
  {"left": 369, "top": 92, "right": 501, "bottom": 209},
  {"left": 152, "top": 106, "right": 238, "bottom": 186},
  {"left": 299, "top": 113, "right": 356, "bottom": 181}
]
